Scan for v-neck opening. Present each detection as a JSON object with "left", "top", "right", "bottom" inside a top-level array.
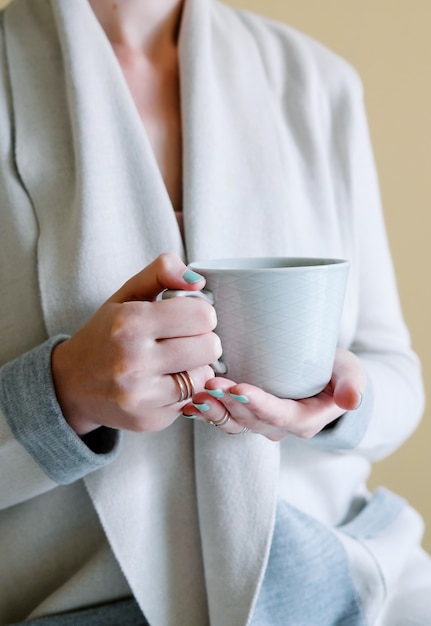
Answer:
[{"left": 87, "top": 1, "right": 187, "bottom": 244}]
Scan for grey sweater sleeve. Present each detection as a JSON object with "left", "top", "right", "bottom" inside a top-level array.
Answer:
[{"left": 0, "top": 335, "right": 119, "bottom": 484}]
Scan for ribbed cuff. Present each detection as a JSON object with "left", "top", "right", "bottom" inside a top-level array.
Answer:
[{"left": 0, "top": 335, "right": 120, "bottom": 484}]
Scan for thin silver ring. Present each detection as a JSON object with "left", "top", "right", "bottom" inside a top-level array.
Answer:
[
  {"left": 227, "top": 426, "right": 250, "bottom": 436},
  {"left": 207, "top": 408, "right": 230, "bottom": 427},
  {"left": 171, "top": 371, "right": 195, "bottom": 402}
]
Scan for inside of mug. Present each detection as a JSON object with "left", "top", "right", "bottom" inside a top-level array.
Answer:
[{"left": 189, "top": 257, "right": 348, "bottom": 271}]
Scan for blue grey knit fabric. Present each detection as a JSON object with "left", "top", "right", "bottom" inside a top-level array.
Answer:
[{"left": 0, "top": 335, "right": 120, "bottom": 484}]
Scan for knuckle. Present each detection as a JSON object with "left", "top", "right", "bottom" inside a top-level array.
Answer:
[
  {"left": 110, "top": 368, "right": 137, "bottom": 401},
  {"left": 198, "top": 333, "right": 222, "bottom": 363},
  {"left": 157, "top": 252, "right": 172, "bottom": 267},
  {"left": 203, "top": 364, "right": 216, "bottom": 381},
  {"left": 193, "top": 299, "right": 217, "bottom": 329},
  {"left": 157, "top": 252, "right": 178, "bottom": 274},
  {"left": 110, "top": 364, "right": 146, "bottom": 409},
  {"left": 110, "top": 306, "right": 134, "bottom": 340},
  {"left": 112, "top": 385, "right": 151, "bottom": 430},
  {"left": 172, "top": 297, "right": 217, "bottom": 332},
  {"left": 111, "top": 353, "right": 130, "bottom": 379},
  {"left": 192, "top": 365, "right": 215, "bottom": 393},
  {"left": 212, "top": 333, "right": 223, "bottom": 360},
  {"left": 206, "top": 304, "right": 218, "bottom": 329},
  {"left": 111, "top": 302, "right": 154, "bottom": 342},
  {"left": 111, "top": 381, "right": 134, "bottom": 413}
]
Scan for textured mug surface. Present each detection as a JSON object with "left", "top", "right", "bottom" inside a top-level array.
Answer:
[{"left": 188, "top": 257, "right": 350, "bottom": 399}]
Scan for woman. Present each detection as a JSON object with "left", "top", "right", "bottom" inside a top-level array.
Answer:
[{"left": 0, "top": 0, "right": 430, "bottom": 624}]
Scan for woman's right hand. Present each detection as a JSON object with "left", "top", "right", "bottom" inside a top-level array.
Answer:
[{"left": 51, "top": 254, "right": 221, "bottom": 435}]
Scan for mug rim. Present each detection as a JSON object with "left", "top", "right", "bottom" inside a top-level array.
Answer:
[{"left": 189, "top": 256, "right": 349, "bottom": 272}]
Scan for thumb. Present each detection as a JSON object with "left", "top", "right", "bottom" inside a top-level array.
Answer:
[
  {"left": 109, "top": 253, "right": 205, "bottom": 304},
  {"left": 331, "top": 349, "right": 366, "bottom": 411}
]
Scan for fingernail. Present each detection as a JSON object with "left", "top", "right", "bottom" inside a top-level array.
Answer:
[
  {"left": 182, "top": 413, "right": 197, "bottom": 420},
  {"left": 355, "top": 392, "right": 363, "bottom": 409},
  {"left": 183, "top": 269, "right": 204, "bottom": 284},
  {"left": 229, "top": 393, "right": 249, "bottom": 404},
  {"left": 193, "top": 402, "right": 210, "bottom": 412},
  {"left": 206, "top": 388, "right": 225, "bottom": 398}
]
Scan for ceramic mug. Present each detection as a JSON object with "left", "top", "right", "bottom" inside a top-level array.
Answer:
[{"left": 167, "top": 257, "right": 349, "bottom": 399}]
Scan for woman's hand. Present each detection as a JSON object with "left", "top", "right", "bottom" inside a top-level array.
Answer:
[
  {"left": 52, "top": 254, "right": 222, "bottom": 435},
  {"left": 183, "top": 348, "right": 366, "bottom": 441}
]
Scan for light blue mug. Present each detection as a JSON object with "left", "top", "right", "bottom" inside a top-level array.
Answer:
[{"left": 167, "top": 257, "right": 349, "bottom": 399}]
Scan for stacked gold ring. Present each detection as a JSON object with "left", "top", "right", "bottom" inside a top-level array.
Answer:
[{"left": 171, "top": 371, "right": 195, "bottom": 402}]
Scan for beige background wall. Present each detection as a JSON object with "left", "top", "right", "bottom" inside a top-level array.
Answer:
[{"left": 1, "top": 0, "right": 429, "bottom": 551}]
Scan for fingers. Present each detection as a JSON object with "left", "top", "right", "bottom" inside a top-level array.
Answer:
[
  {"left": 183, "top": 378, "right": 269, "bottom": 436},
  {"left": 150, "top": 296, "right": 218, "bottom": 339},
  {"left": 157, "top": 332, "right": 222, "bottom": 374},
  {"left": 110, "top": 297, "right": 217, "bottom": 346},
  {"left": 106, "top": 298, "right": 221, "bottom": 376},
  {"left": 110, "top": 253, "right": 205, "bottom": 304},
  {"left": 183, "top": 395, "right": 249, "bottom": 436},
  {"left": 184, "top": 370, "right": 363, "bottom": 441}
]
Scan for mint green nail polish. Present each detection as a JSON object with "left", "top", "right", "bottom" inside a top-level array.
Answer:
[
  {"left": 183, "top": 269, "right": 204, "bottom": 284},
  {"left": 182, "top": 413, "right": 197, "bottom": 419},
  {"left": 229, "top": 393, "right": 249, "bottom": 404},
  {"left": 193, "top": 402, "right": 210, "bottom": 412},
  {"left": 206, "top": 388, "right": 225, "bottom": 398}
]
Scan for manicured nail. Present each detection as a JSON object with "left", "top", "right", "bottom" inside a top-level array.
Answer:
[
  {"left": 182, "top": 413, "right": 197, "bottom": 419},
  {"left": 183, "top": 269, "right": 204, "bottom": 284},
  {"left": 193, "top": 402, "right": 210, "bottom": 412},
  {"left": 206, "top": 388, "right": 225, "bottom": 398},
  {"left": 229, "top": 393, "right": 249, "bottom": 404}
]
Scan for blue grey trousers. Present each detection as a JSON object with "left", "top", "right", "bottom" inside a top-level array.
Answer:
[
  {"left": 10, "top": 501, "right": 366, "bottom": 626},
  {"left": 6, "top": 598, "right": 148, "bottom": 626}
]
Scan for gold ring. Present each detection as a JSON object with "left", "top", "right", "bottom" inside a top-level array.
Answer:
[
  {"left": 207, "top": 408, "right": 230, "bottom": 427},
  {"left": 171, "top": 371, "right": 195, "bottom": 402},
  {"left": 227, "top": 426, "right": 250, "bottom": 435}
]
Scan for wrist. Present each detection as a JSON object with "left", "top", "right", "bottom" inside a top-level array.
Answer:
[{"left": 51, "top": 340, "right": 99, "bottom": 436}]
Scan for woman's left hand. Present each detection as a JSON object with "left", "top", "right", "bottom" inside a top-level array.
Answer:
[{"left": 183, "top": 348, "right": 366, "bottom": 441}]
